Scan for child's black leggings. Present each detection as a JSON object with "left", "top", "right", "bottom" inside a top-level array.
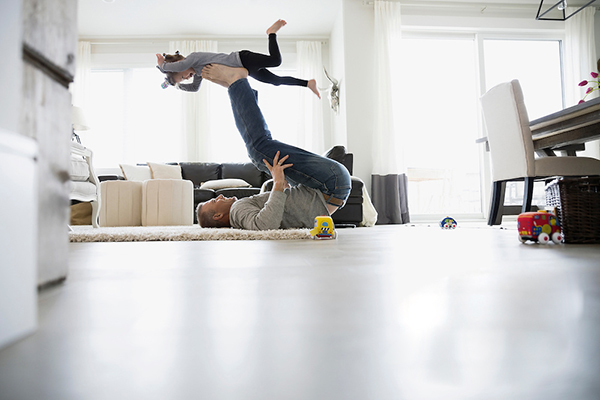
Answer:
[{"left": 239, "top": 34, "right": 308, "bottom": 88}]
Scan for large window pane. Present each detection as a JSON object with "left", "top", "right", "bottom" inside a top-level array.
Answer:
[
  {"left": 83, "top": 68, "right": 183, "bottom": 168},
  {"left": 483, "top": 39, "right": 563, "bottom": 206},
  {"left": 483, "top": 39, "right": 563, "bottom": 120},
  {"left": 395, "top": 38, "right": 481, "bottom": 215}
]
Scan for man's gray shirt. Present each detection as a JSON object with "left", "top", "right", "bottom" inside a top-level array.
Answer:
[
  {"left": 229, "top": 185, "right": 329, "bottom": 230},
  {"left": 160, "top": 51, "right": 244, "bottom": 92}
]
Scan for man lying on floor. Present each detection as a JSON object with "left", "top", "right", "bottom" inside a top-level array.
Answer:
[{"left": 196, "top": 65, "right": 351, "bottom": 230}]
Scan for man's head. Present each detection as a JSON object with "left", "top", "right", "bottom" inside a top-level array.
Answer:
[{"left": 196, "top": 194, "right": 237, "bottom": 228}]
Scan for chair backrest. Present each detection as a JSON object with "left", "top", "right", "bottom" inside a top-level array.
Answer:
[{"left": 480, "top": 80, "right": 536, "bottom": 181}]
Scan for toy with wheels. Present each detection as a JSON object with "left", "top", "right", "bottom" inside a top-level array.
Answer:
[
  {"left": 440, "top": 216, "right": 457, "bottom": 229},
  {"left": 310, "top": 216, "right": 337, "bottom": 240},
  {"left": 517, "top": 211, "right": 563, "bottom": 244}
]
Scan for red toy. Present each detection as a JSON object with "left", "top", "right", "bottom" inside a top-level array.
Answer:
[{"left": 517, "top": 211, "right": 563, "bottom": 244}]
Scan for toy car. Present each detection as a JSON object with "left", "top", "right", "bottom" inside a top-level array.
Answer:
[
  {"left": 310, "top": 216, "right": 336, "bottom": 239},
  {"left": 517, "top": 210, "right": 563, "bottom": 244},
  {"left": 440, "top": 216, "right": 457, "bottom": 229}
]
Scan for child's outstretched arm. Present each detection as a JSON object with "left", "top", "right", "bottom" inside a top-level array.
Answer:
[{"left": 178, "top": 75, "right": 203, "bottom": 92}]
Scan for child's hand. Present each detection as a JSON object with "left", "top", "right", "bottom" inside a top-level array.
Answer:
[
  {"left": 156, "top": 53, "right": 165, "bottom": 66},
  {"left": 263, "top": 151, "right": 292, "bottom": 192}
]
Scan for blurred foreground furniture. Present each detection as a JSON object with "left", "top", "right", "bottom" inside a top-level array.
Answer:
[{"left": 480, "top": 79, "right": 600, "bottom": 225}]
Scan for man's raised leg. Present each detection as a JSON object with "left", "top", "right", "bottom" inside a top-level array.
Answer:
[{"left": 201, "top": 64, "right": 351, "bottom": 208}]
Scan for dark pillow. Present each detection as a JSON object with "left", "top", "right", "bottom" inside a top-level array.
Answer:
[
  {"left": 179, "top": 162, "right": 221, "bottom": 187},
  {"left": 222, "top": 163, "right": 266, "bottom": 188}
]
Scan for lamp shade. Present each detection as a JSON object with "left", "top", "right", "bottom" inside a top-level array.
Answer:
[{"left": 72, "top": 106, "right": 90, "bottom": 131}]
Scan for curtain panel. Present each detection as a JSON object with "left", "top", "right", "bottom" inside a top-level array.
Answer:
[
  {"left": 372, "top": 0, "right": 409, "bottom": 224},
  {"left": 296, "top": 41, "right": 325, "bottom": 154},
  {"left": 564, "top": 7, "right": 599, "bottom": 159},
  {"left": 70, "top": 41, "right": 91, "bottom": 109},
  {"left": 169, "top": 40, "right": 217, "bottom": 161}
]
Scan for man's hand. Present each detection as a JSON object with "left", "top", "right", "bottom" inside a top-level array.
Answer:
[
  {"left": 156, "top": 53, "right": 165, "bottom": 66},
  {"left": 263, "top": 151, "right": 292, "bottom": 192}
]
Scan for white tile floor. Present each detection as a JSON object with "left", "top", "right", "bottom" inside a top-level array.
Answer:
[{"left": 1, "top": 224, "right": 600, "bottom": 400}]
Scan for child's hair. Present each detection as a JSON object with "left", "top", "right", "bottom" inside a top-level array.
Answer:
[
  {"left": 160, "top": 51, "right": 185, "bottom": 88},
  {"left": 164, "top": 51, "right": 185, "bottom": 63}
]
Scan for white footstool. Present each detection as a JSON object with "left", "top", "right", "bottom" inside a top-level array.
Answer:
[
  {"left": 142, "top": 179, "right": 194, "bottom": 226},
  {"left": 99, "top": 180, "right": 143, "bottom": 227}
]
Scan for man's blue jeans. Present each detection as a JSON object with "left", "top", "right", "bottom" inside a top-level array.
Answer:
[{"left": 228, "top": 78, "right": 351, "bottom": 207}]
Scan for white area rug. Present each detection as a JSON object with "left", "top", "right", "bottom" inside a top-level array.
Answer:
[{"left": 69, "top": 225, "right": 311, "bottom": 242}]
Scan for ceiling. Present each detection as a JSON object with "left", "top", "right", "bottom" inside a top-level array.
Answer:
[
  {"left": 77, "top": 0, "right": 586, "bottom": 39},
  {"left": 77, "top": 0, "right": 343, "bottom": 38}
]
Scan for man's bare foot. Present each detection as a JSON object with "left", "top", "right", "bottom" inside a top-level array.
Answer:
[
  {"left": 267, "top": 19, "right": 287, "bottom": 35},
  {"left": 201, "top": 64, "right": 249, "bottom": 88},
  {"left": 307, "top": 79, "right": 321, "bottom": 99}
]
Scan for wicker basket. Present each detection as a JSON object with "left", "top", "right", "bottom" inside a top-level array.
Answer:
[{"left": 545, "top": 177, "right": 600, "bottom": 244}]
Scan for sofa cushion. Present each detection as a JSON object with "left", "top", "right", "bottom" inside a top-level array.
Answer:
[
  {"left": 179, "top": 162, "right": 221, "bottom": 187},
  {"left": 200, "top": 178, "right": 251, "bottom": 190},
  {"left": 222, "top": 163, "right": 265, "bottom": 188},
  {"left": 148, "top": 162, "right": 182, "bottom": 180},
  {"left": 119, "top": 163, "right": 152, "bottom": 181}
]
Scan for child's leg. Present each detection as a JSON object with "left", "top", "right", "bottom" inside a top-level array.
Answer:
[
  {"left": 239, "top": 34, "right": 282, "bottom": 70},
  {"left": 250, "top": 69, "right": 308, "bottom": 87}
]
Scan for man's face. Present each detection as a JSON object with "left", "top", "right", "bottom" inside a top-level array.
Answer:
[{"left": 203, "top": 194, "right": 237, "bottom": 216}]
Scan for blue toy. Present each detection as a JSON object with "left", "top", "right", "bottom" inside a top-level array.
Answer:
[{"left": 440, "top": 216, "right": 457, "bottom": 229}]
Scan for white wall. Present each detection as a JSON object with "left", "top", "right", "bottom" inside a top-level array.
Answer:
[{"left": 336, "top": 0, "right": 376, "bottom": 192}]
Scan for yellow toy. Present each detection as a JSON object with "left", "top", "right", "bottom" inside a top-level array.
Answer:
[{"left": 310, "top": 216, "right": 337, "bottom": 239}]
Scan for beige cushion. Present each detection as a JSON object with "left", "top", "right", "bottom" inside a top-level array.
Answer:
[
  {"left": 200, "top": 178, "right": 251, "bottom": 190},
  {"left": 119, "top": 164, "right": 151, "bottom": 181},
  {"left": 147, "top": 162, "right": 182, "bottom": 180},
  {"left": 141, "top": 179, "right": 193, "bottom": 226},
  {"left": 99, "top": 180, "right": 143, "bottom": 227}
]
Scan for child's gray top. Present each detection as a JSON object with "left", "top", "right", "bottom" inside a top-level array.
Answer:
[
  {"left": 229, "top": 185, "right": 329, "bottom": 230},
  {"left": 160, "top": 51, "right": 244, "bottom": 92}
]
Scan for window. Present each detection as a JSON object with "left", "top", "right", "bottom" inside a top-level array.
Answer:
[
  {"left": 393, "top": 34, "right": 564, "bottom": 217},
  {"left": 83, "top": 64, "right": 302, "bottom": 168},
  {"left": 395, "top": 37, "right": 481, "bottom": 216},
  {"left": 483, "top": 38, "right": 563, "bottom": 207},
  {"left": 83, "top": 68, "right": 183, "bottom": 168}
]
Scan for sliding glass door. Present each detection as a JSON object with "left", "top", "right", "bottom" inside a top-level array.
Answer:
[
  {"left": 395, "top": 36, "right": 481, "bottom": 217},
  {"left": 394, "top": 34, "right": 563, "bottom": 219}
]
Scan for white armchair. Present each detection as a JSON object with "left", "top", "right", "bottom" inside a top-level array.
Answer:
[
  {"left": 480, "top": 80, "right": 600, "bottom": 225},
  {"left": 70, "top": 141, "right": 100, "bottom": 227}
]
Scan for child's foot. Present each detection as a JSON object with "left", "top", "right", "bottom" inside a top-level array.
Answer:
[
  {"left": 307, "top": 79, "right": 321, "bottom": 99},
  {"left": 267, "top": 19, "right": 287, "bottom": 35},
  {"left": 201, "top": 64, "right": 249, "bottom": 88}
]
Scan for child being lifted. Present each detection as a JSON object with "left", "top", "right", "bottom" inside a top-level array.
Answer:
[{"left": 156, "top": 19, "right": 321, "bottom": 98}]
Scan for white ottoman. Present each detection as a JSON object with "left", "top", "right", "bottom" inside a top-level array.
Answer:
[
  {"left": 99, "top": 180, "right": 143, "bottom": 227},
  {"left": 142, "top": 179, "right": 194, "bottom": 226}
]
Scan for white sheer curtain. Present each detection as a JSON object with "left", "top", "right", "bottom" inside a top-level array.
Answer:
[
  {"left": 169, "top": 40, "right": 217, "bottom": 161},
  {"left": 371, "top": 0, "right": 409, "bottom": 224},
  {"left": 70, "top": 41, "right": 91, "bottom": 109},
  {"left": 296, "top": 41, "right": 325, "bottom": 154},
  {"left": 373, "top": 1, "right": 402, "bottom": 175},
  {"left": 564, "top": 7, "right": 599, "bottom": 158}
]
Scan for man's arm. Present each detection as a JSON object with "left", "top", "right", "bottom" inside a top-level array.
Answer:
[{"left": 230, "top": 152, "right": 293, "bottom": 231}]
